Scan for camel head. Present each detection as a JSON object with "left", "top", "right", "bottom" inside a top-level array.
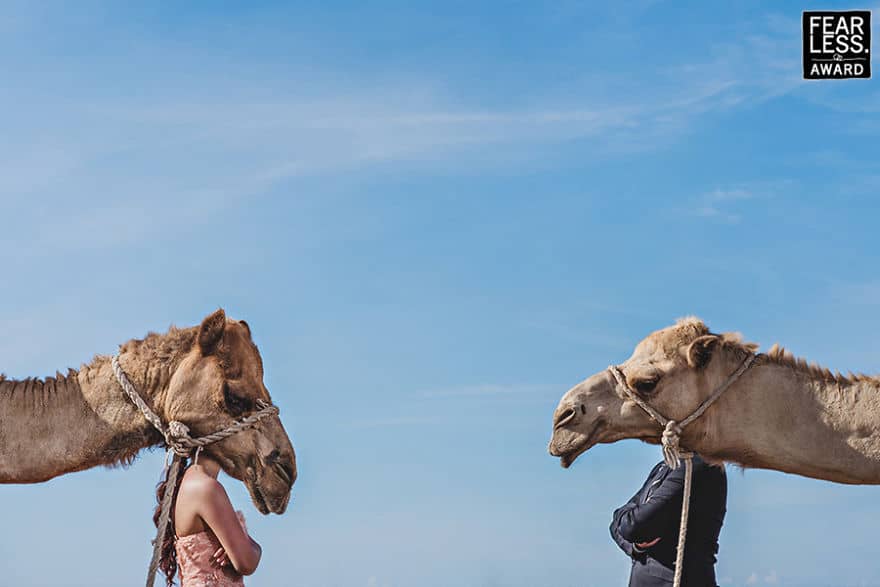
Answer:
[
  {"left": 162, "top": 309, "right": 297, "bottom": 514},
  {"left": 548, "top": 317, "right": 753, "bottom": 468}
]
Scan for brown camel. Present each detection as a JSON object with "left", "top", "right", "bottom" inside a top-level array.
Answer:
[
  {"left": 549, "top": 317, "right": 880, "bottom": 484},
  {"left": 0, "top": 309, "right": 297, "bottom": 514}
]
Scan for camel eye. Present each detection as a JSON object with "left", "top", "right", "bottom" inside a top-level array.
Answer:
[
  {"left": 223, "top": 383, "right": 252, "bottom": 415},
  {"left": 632, "top": 378, "right": 659, "bottom": 395}
]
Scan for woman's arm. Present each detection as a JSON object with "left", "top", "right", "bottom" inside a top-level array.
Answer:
[{"left": 193, "top": 477, "right": 263, "bottom": 575}]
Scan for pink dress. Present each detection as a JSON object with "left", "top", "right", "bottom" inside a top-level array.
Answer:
[{"left": 175, "top": 510, "right": 248, "bottom": 587}]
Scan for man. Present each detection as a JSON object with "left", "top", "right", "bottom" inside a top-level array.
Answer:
[{"left": 610, "top": 454, "right": 727, "bottom": 587}]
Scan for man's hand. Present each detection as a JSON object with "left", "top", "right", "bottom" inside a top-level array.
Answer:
[{"left": 635, "top": 537, "right": 661, "bottom": 549}]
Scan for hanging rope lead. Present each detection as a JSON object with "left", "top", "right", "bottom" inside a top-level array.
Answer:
[{"left": 111, "top": 355, "right": 281, "bottom": 587}]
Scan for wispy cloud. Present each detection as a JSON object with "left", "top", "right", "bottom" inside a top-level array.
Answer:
[
  {"left": 744, "top": 570, "right": 780, "bottom": 585},
  {"left": 693, "top": 187, "right": 756, "bottom": 223},
  {"left": 689, "top": 179, "right": 793, "bottom": 223},
  {"left": 0, "top": 8, "right": 821, "bottom": 263},
  {"left": 3, "top": 14, "right": 811, "bottom": 193},
  {"left": 85, "top": 91, "right": 694, "bottom": 184},
  {"left": 0, "top": 88, "right": 725, "bottom": 257},
  {"left": 661, "top": 16, "right": 805, "bottom": 110}
]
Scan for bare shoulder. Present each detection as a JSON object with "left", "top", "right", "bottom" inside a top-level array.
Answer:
[{"left": 179, "top": 467, "right": 228, "bottom": 504}]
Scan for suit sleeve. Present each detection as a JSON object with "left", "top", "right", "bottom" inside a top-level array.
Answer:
[
  {"left": 610, "top": 492, "right": 639, "bottom": 556},
  {"left": 616, "top": 462, "right": 693, "bottom": 544},
  {"left": 609, "top": 463, "right": 664, "bottom": 557}
]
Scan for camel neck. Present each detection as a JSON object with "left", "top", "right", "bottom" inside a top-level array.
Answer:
[
  {"left": 703, "top": 360, "right": 880, "bottom": 484},
  {"left": 0, "top": 328, "right": 195, "bottom": 483},
  {"left": 0, "top": 348, "right": 172, "bottom": 483}
]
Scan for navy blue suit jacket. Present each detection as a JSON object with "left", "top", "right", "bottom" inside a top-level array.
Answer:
[{"left": 609, "top": 455, "right": 727, "bottom": 587}]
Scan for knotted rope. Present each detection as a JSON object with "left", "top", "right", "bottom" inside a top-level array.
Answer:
[
  {"left": 111, "top": 355, "right": 280, "bottom": 587},
  {"left": 608, "top": 353, "right": 757, "bottom": 587}
]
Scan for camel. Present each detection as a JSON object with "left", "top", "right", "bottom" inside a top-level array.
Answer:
[
  {"left": 548, "top": 317, "right": 880, "bottom": 484},
  {"left": 0, "top": 309, "right": 297, "bottom": 514}
]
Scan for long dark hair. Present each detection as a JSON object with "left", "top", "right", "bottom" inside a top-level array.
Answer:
[{"left": 153, "top": 457, "right": 191, "bottom": 587}]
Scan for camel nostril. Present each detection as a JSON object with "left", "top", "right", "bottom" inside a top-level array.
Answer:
[
  {"left": 579, "top": 404, "right": 586, "bottom": 415},
  {"left": 554, "top": 407, "right": 578, "bottom": 430},
  {"left": 274, "top": 461, "right": 295, "bottom": 487}
]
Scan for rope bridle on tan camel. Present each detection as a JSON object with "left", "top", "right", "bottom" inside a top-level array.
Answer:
[
  {"left": 111, "top": 355, "right": 280, "bottom": 587},
  {"left": 608, "top": 353, "right": 757, "bottom": 587}
]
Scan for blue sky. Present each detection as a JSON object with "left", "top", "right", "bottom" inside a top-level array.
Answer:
[{"left": 1, "top": 1, "right": 878, "bottom": 586}]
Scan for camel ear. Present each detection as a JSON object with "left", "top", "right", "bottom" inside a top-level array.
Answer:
[
  {"left": 686, "top": 335, "right": 719, "bottom": 369},
  {"left": 198, "top": 309, "right": 227, "bottom": 355}
]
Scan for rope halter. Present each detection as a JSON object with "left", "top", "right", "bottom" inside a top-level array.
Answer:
[
  {"left": 110, "top": 354, "right": 281, "bottom": 587},
  {"left": 111, "top": 355, "right": 280, "bottom": 457},
  {"left": 607, "top": 353, "right": 756, "bottom": 469}
]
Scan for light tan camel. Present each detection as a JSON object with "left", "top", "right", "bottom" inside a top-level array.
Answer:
[
  {"left": 549, "top": 317, "right": 880, "bottom": 484},
  {"left": 0, "top": 309, "right": 296, "bottom": 514}
]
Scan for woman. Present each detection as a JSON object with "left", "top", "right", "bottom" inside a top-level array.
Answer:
[{"left": 155, "top": 450, "right": 263, "bottom": 586}]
